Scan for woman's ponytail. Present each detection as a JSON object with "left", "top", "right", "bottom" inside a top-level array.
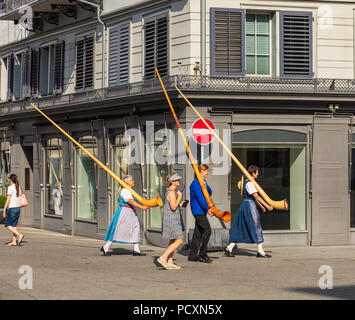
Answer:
[{"left": 9, "top": 174, "right": 20, "bottom": 197}]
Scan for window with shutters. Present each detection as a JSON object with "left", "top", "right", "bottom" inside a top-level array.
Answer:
[
  {"left": 76, "top": 35, "right": 95, "bottom": 90},
  {"left": 109, "top": 23, "right": 130, "bottom": 87},
  {"left": 211, "top": 8, "right": 245, "bottom": 76},
  {"left": 31, "top": 49, "right": 40, "bottom": 97},
  {"left": 144, "top": 14, "right": 169, "bottom": 79},
  {"left": 1, "top": 56, "right": 13, "bottom": 102},
  {"left": 280, "top": 12, "right": 312, "bottom": 78},
  {"left": 246, "top": 14, "right": 270, "bottom": 75},
  {"left": 38, "top": 42, "right": 65, "bottom": 96}
]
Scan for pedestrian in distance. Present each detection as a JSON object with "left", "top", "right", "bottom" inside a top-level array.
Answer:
[
  {"left": 188, "top": 164, "right": 214, "bottom": 263},
  {"left": 3, "top": 174, "right": 25, "bottom": 246},
  {"left": 101, "top": 175, "right": 149, "bottom": 256},
  {"left": 158, "top": 173, "right": 187, "bottom": 270},
  {"left": 224, "top": 165, "right": 273, "bottom": 258}
]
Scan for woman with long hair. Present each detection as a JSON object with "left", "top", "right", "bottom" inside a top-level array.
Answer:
[
  {"left": 158, "top": 173, "right": 186, "bottom": 270},
  {"left": 2, "top": 174, "right": 25, "bottom": 246}
]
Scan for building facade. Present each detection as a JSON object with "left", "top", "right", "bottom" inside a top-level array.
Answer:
[{"left": 0, "top": 0, "right": 355, "bottom": 247}]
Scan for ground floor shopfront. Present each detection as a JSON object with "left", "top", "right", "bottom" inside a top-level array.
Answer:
[{"left": 1, "top": 98, "right": 355, "bottom": 247}]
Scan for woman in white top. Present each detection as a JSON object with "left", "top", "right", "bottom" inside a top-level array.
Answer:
[{"left": 2, "top": 174, "right": 24, "bottom": 246}]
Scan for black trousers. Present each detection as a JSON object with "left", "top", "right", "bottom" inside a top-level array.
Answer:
[{"left": 188, "top": 214, "right": 212, "bottom": 259}]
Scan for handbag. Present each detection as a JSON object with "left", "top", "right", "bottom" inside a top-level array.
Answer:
[{"left": 19, "top": 189, "right": 28, "bottom": 208}]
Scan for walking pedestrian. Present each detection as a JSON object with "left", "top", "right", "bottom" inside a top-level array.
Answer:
[
  {"left": 158, "top": 173, "right": 186, "bottom": 270},
  {"left": 100, "top": 175, "right": 149, "bottom": 256},
  {"left": 3, "top": 174, "right": 25, "bottom": 246},
  {"left": 188, "top": 164, "right": 214, "bottom": 263},
  {"left": 224, "top": 165, "right": 273, "bottom": 258}
]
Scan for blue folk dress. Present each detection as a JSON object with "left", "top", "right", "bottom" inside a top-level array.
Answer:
[
  {"left": 229, "top": 179, "right": 264, "bottom": 244},
  {"left": 104, "top": 189, "right": 140, "bottom": 244}
]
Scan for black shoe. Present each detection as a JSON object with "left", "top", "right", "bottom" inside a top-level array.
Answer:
[
  {"left": 257, "top": 252, "right": 271, "bottom": 258},
  {"left": 188, "top": 256, "right": 199, "bottom": 262},
  {"left": 133, "top": 251, "right": 146, "bottom": 256},
  {"left": 100, "top": 246, "right": 111, "bottom": 256},
  {"left": 198, "top": 256, "right": 213, "bottom": 263},
  {"left": 224, "top": 247, "right": 235, "bottom": 257}
]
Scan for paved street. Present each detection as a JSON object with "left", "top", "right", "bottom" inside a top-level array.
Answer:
[{"left": 0, "top": 226, "right": 354, "bottom": 300}]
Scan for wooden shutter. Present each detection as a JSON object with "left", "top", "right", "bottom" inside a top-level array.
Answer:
[
  {"left": 109, "top": 24, "right": 130, "bottom": 87},
  {"left": 211, "top": 8, "right": 245, "bottom": 76},
  {"left": 280, "top": 12, "right": 312, "bottom": 78},
  {"left": 144, "top": 15, "right": 169, "bottom": 79},
  {"left": 54, "top": 41, "right": 65, "bottom": 94},
  {"left": 84, "top": 35, "right": 94, "bottom": 88},
  {"left": 75, "top": 38, "right": 84, "bottom": 90},
  {"left": 22, "top": 51, "right": 31, "bottom": 98},
  {"left": 30, "top": 49, "right": 40, "bottom": 97},
  {"left": 7, "top": 54, "right": 13, "bottom": 101}
]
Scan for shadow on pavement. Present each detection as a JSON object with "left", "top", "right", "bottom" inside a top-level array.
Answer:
[{"left": 286, "top": 286, "right": 355, "bottom": 300}]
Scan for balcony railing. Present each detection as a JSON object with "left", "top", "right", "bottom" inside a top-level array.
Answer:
[
  {"left": 1, "top": 0, "right": 34, "bottom": 14},
  {"left": 1, "top": 75, "right": 355, "bottom": 115}
]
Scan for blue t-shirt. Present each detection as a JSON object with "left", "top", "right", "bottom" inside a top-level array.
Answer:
[{"left": 189, "top": 178, "right": 212, "bottom": 216}]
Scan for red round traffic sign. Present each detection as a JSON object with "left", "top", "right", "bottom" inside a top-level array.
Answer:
[{"left": 191, "top": 119, "right": 215, "bottom": 145}]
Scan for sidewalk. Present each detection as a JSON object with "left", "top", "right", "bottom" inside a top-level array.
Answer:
[{"left": 0, "top": 226, "right": 354, "bottom": 300}]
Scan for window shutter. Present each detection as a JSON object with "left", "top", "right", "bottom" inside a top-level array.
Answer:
[
  {"left": 109, "top": 24, "right": 130, "bottom": 87},
  {"left": 84, "top": 35, "right": 94, "bottom": 88},
  {"left": 54, "top": 41, "right": 65, "bottom": 94},
  {"left": 75, "top": 38, "right": 84, "bottom": 90},
  {"left": 7, "top": 54, "right": 13, "bottom": 102},
  {"left": 280, "top": 12, "right": 312, "bottom": 78},
  {"left": 211, "top": 8, "right": 245, "bottom": 76},
  {"left": 30, "top": 49, "right": 40, "bottom": 97},
  {"left": 144, "top": 15, "right": 169, "bottom": 79},
  {"left": 22, "top": 51, "right": 31, "bottom": 98}
]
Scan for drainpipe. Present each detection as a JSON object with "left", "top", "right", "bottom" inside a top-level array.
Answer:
[
  {"left": 200, "top": 0, "right": 206, "bottom": 76},
  {"left": 77, "top": 0, "right": 106, "bottom": 91}
]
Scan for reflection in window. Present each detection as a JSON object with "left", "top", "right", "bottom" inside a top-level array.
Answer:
[
  {"left": 149, "top": 144, "right": 169, "bottom": 230},
  {"left": 0, "top": 141, "right": 11, "bottom": 197},
  {"left": 231, "top": 144, "right": 306, "bottom": 230},
  {"left": 76, "top": 136, "right": 98, "bottom": 221},
  {"left": 45, "top": 138, "right": 63, "bottom": 215},
  {"left": 113, "top": 135, "right": 130, "bottom": 211}
]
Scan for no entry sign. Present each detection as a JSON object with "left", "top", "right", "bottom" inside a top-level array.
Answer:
[{"left": 191, "top": 119, "right": 216, "bottom": 145}]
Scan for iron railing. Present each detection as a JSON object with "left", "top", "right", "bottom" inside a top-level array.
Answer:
[
  {"left": 1, "top": 75, "right": 355, "bottom": 115},
  {"left": 1, "top": 0, "right": 34, "bottom": 14}
]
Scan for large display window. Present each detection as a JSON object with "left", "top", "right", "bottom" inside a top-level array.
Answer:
[{"left": 231, "top": 130, "right": 307, "bottom": 231}]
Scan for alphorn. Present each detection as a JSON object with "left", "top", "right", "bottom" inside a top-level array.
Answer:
[
  {"left": 30, "top": 103, "right": 163, "bottom": 208},
  {"left": 155, "top": 68, "right": 231, "bottom": 222},
  {"left": 174, "top": 85, "right": 288, "bottom": 211}
]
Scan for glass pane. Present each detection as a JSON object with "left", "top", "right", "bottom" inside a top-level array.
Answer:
[
  {"left": 113, "top": 144, "right": 130, "bottom": 212},
  {"left": 231, "top": 145, "right": 306, "bottom": 231},
  {"left": 46, "top": 149, "right": 63, "bottom": 215},
  {"left": 233, "top": 130, "right": 307, "bottom": 143},
  {"left": 351, "top": 148, "right": 355, "bottom": 227},
  {"left": 246, "top": 35, "right": 255, "bottom": 55},
  {"left": 149, "top": 145, "right": 169, "bottom": 230},
  {"left": 257, "top": 55, "right": 269, "bottom": 74},
  {"left": 256, "top": 15, "right": 269, "bottom": 34},
  {"left": 246, "top": 55, "right": 255, "bottom": 74},
  {"left": 76, "top": 147, "right": 97, "bottom": 220},
  {"left": 256, "top": 35, "right": 269, "bottom": 55},
  {"left": 246, "top": 14, "right": 255, "bottom": 34}
]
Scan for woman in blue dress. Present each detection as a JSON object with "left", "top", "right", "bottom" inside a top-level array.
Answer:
[
  {"left": 100, "top": 175, "right": 149, "bottom": 256},
  {"left": 224, "top": 165, "right": 273, "bottom": 258}
]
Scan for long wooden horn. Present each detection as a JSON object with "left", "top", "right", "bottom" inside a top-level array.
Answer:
[
  {"left": 155, "top": 68, "right": 230, "bottom": 222},
  {"left": 30, "top": 103, "right": 163, "bottom": 208},
  {"left": 174, "top": 85, "right": 289, "bottom": 211}
]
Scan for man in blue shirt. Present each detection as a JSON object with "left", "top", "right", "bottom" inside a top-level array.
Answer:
[{"left": 188, "top": 164, "right": 214, "bottom": 263}]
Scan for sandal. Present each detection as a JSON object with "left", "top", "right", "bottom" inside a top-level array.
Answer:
[
  {"left": 167, "top": 264, "right": 181, "bottom": 270},
  {"left": 7, "top": 242, "right": 17, "bottom": 246},
  {"left": 157, "top": 256, "right": 169, "bottom": 270},
  {"left": 18, "top": 235, "right": 24, "bottom": 246}
]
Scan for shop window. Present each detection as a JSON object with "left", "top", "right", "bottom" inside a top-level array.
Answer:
[
  {"left": 113, "top": 135, "right": 130, "bottom": 211},
  {"left": 76, "top": 136, "right": 98, "bottom": 221},
  {"left": 0, "top": 141, "right": 10, "bottom": 196},
  {"left": 149, "top": 144, "right": 170, "bottom": 230},
  {"left": 45, "top": 138, "right": 63, "bottom": 216},
  {"left": 232, "top": 130, "right": 307, "bottom": 231}
]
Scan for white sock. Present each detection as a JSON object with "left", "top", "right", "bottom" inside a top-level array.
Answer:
[
  {"left": 103, "top": 241, "right": 112, "bottom": 252},
  {"left": 257, "top": 243, "right": 265, "bottom": 256},
  {"left": 227, "top": 242, "right": 236, "bottom": 252},
  {"left": 133, "top": 243, "right": 140, "bottom": 253}
]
